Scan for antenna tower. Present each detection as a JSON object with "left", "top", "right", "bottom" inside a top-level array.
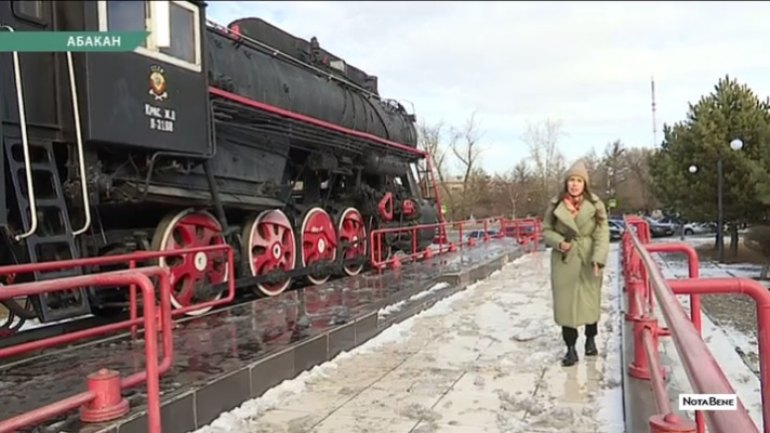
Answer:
[{"left": 651, "top": 76, "right": 658, "bottom": 147}]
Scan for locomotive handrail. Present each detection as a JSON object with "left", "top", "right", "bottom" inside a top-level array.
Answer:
[
  {"left": 65, "top": 50, "right": 92, "bottom": 236},
  {"left": 0, "top": 267, "right": 173, "bottom": 433},
  {"left": 622, "top": 215, "right": 763, "bottom": 433},
  {"left": 424, "top": 155, "right": 445, "bottom": 226},
  {"left": 0, "top": 25, "right": 38, "bottom": 241},
  {"left": 209, "top": 87, "right": 425, "bottom": 158}
]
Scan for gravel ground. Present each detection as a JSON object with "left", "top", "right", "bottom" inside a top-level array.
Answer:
[
  {"left": 700, "top": 294, "right": 758, "bottom": 338},
  {"left": 698, "top": 293, "right": 761, "bottom": 375}
]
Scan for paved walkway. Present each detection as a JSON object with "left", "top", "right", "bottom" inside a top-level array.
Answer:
[{"left": 194, "top": 246, "right": 624, "bottom": 433}]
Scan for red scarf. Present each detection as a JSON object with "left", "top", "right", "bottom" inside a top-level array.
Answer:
[{"left": 563, "top": 194, "right": 583, "bottom": 218}]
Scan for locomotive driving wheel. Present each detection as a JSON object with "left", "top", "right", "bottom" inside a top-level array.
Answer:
[
  {"left": 151, "top": 209, "right": 229, "bottom": 316},
  {"left": 298, "top": 207, "right": 337, "bottom": 285},
  {"left": 337, "top": 207, "right": 367, "bottom": 276},
  {"left": 242, "top": 209, "right": 297, "bottom": 297}
]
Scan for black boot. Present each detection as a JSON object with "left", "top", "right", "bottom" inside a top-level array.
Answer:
[
  {"left": 561, "top": 346, "right": 578, "bottom": 366},
  {"left": 585, "top": 336, "right": 598, "bottom": 356}
]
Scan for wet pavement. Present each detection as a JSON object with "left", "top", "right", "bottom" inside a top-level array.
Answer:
[
  {"left": 192, "top": 246, "right": 625, "bottom": 433},
  {"left": 0, "top": 238, "right": 522, "bottom": 433}
]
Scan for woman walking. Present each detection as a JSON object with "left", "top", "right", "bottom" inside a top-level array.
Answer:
[{"left": 541, "top": 160, "right": 610, "bottom": 366}]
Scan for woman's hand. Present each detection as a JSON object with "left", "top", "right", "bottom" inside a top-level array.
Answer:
[
  {"left": 593, "top": 262, "right": 601, "bottom": 277},
  {"left": 559, "top": 241, "right": 571, "bottom": 252}
]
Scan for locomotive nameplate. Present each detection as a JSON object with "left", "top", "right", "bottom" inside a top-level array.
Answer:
[{"left": 144, "top": 103, "right": 176, "bottom": 133}]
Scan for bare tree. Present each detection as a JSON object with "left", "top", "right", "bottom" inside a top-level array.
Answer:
[
  {"left": 417, "top": 120, "right": 456, "bottom": 214},
  {"left": 581, "top": 148, "right": 604, "bottom": 193},
  {"left": 447, "top": 112, "right": 485, "bottom": 218},
  {"left": 465, "top": 167, "right": 494, "bottom": 218},
  {"left": 417, "top": 121, "right": 448, "bottom": 182},
  {"left": 579, "top": 142, "right": 656, "bottom": 214},
  {"left": 450, "top": 112, "right": 484, "bottom": 188},
  {"left": 492, "top": 161, "right": 532, "bottom": 218},
  {"left": 622, "top": 147, "right": 657, "bottom": 211},
  {"left": 521, "top": 119, "right": 567, "bottom": 206}
]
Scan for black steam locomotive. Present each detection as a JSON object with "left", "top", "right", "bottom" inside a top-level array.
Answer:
[{"left": 0, "top": 0, "right": 442, "bottom": 329}]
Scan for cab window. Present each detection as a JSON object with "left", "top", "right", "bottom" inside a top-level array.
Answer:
[
  {"left": 160, "top": 2, "right": 195, "bottom": 64},
  {"left": 12, "top": 0, "right": 44, "bottom": 22},
  {"left": 104, "top": 0, "right": 146, "bottom": 47},
  {"left": 97, "top": 0, "right": 201, "bottom": 72}
]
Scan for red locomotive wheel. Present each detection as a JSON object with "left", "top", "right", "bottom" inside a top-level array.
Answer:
[
  {"left": 338, "top": 207, "right": 367, "bottom": 276},
  {"left": 299, "top": 207, "right": 337, "bottom": 285},
  {"left": 152, "top": 209, "right": 229, "bottom": 316},
  {"left": 242, "top": 209, "right": 296, "bottom": 296}
]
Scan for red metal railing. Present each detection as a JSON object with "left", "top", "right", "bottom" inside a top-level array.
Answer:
[
  {"left": 0, "top": 245, "right": 235, "bottom": 433},
  {"left": 622, "top": 215, "right": 767, "bottom": 433},
  {"left": 0, "top": 267, "right": 173, "bottom": 433},
  {"left": 500, "top": 217, "right": 542, "bottom": 250},
  {"left": 368, "top": 216, "right": 542, "bottom": 270},
  {"left": 0, "top": 245, "right": 235, "bottom": 341}
]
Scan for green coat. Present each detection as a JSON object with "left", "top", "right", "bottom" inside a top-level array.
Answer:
[{"left": 541, "top": 194, "right": 611, "bottom": 328}]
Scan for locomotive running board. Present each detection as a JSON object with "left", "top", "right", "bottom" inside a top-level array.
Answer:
[{"left": 3, "top": 138, "right": 91, "bottom": 323}]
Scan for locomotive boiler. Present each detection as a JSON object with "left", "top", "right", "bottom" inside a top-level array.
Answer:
[{"left": 0, "top": 0, "right": 441, "bottom": 331}]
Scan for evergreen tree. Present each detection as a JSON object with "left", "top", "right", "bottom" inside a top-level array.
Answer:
[{"left": 648, "top": 75, "right": 770, "bottom": 252}]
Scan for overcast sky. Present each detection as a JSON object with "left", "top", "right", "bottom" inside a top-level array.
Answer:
[{"left": 206, "top": 1, "right": 770, "bottom": 176}]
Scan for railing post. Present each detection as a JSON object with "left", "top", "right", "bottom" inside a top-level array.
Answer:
[
  {"left": 626, "top": 249, "right": 649, "bottom": 321},
  {"left": 626, "top": 272, "right": 645, "bottom": 321},
  {"left": 649, "top": 414, "right": 697, "bottom": 433},
  {"left": 629, "top": 318, "right": 666, "bottom": 381},
  {"left": 79, "top": 369, "right": 129, "bottom": 422}
]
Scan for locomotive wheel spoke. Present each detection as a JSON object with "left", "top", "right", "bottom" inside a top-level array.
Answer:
[
  {"left": 337, "top": 207, "right": 367, "bottom": 276},
  {"left": 151, "top": 209, "right": 229, "bottom": 316},
  {"left": 299, "top": 207, "right": 337, "bottom": 285},
  {"left": 174, "top": 275, "right": 197, "bottom": 306},
  {"left": 242, "top": 209, "right": 297, "bottom": 297}
]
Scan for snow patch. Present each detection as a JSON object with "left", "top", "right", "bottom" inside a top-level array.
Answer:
[
  {"left": 597, "top": 245, "right": 626, "bottom": 433},
  {"left": 188, "top": 361, "right": 339, "bottom": 433},
  {"left": 377, "top": 282, "right": 450, "bottom": 319},
  {"left": 18, "top": 314, "right": 86, "bottom": 331}
]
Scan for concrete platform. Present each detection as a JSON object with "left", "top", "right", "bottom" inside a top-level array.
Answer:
[
  {"left": 191, "top": 246, "right": 626, "bottom": 433},
  {"left": 0, "top": 239, "right": 523, "bottom": 433}
]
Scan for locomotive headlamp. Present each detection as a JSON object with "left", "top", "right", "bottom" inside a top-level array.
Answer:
[{"left": 151, "top": 0, "right": 171, "bottom": 48}]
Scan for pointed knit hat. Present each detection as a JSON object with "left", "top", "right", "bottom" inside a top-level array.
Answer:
[{"left": 565, "top": 159, "right": 590, "bottom": 184}]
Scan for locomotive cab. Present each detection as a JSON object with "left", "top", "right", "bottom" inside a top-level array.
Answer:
[{"left": 76, "top": 0, "right": 210, "bottom": 155}]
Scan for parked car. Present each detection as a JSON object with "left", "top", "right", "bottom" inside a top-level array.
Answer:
[
  {"left": 655, "top": 216, "right": 683, "bottom": 233},
  {"left": 682, "top": 222, "right": 713, "bottom": 236},
  {"left": 465, "top": 229, "right": 498, "bottom": 240},
  {"left": 646, "top": 217, "right": 675, "bottom": 238},
  {"left": 608, "top": 220, "right": 624, "bottom": 241}
]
